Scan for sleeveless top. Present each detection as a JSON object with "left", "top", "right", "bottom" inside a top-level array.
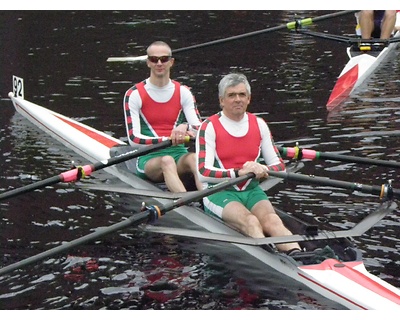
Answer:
[
  {"left": 135, "top": 80, "right": 182, "bottom": 138},
  {"left": 209, "top": 112, "right": 261, "bottom": 190}
]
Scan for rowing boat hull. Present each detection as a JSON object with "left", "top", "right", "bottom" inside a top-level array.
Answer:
[
  {"left": 327, "top": 31, "right": 400, "bottom": 111},
  {"left": 8, "top": 93, "right": 400, "bottom": 309}
]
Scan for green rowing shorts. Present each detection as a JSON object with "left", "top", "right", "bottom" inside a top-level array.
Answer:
[
  {"left": 203, "top": 186, "right": 268, "bottom": 219},
  {"left": 136, "top": 145, "right": 188, "bottom": 179}
]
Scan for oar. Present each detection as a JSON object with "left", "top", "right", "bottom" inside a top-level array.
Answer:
[
  {"left": 140, "top": 200, "right": 396, "bottom": 246},
  {"left": 79, "top": 184, "right": 191, "bottom": 200},
  {"left": 77, "top": 162, "right": 304, "bottom": 198},
  {"left": 266, "top": 170, "right": 398, "bottom": 200},
  {"left": 0, "top": 138, "right": 190, "bottom": 202},
  {"left": 295, "top": 29, "right": 357, "bottom": 44},
  {"left": 107, "top": 10, "right": 357, "bottom": 62},
  {"left": 298, "top": 29, "right": 400, "bottom": 45},
  {"left": 0, "top": 173, "right": 254, "bottom": 276},
  {"left": 278, "top": 145, "right": 400, "bottom": 169}
]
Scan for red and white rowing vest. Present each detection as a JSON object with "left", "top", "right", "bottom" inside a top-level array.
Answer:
[
  {"left": 210, "top": 112, "right": 261, "bottom": 190},
  {"left": 136, "top": 80, "right": 182, "bottom": 137}
]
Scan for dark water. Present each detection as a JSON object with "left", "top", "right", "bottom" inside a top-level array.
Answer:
[{"left": 0, "top": 11, "right": 399, "bottom": 311}]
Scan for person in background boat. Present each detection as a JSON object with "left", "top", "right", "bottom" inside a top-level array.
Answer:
[
  {"left": 358, "top": 10, "right": 396, "bottom": 40},
  {"left": 196, "top": 73, "right": 301, "bottom": 254},
  {"left": 396, "top": 10, "right": 400, "bottom": 31},
  {"left": 123, "top": 41, "right": 203, "bottom": 193}
]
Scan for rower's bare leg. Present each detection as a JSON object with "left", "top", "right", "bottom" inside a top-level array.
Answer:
[
  {"left": 359, "top": 10, "right": 375, "bottom": 39},
  {"left": 177, "top": 152, "right": 203, "bottom": 191},
  {"left": 252, "top": 200, "right": 301, "bottom": 252},
  {"left": 380, "top": 10, "right": 396, "bottom": 39},
  {"left": 145, "top": 156, "right": 187, "bottom": 192},
  {"left": 222, "top": 202, "right": 265, "bottom": 238}
]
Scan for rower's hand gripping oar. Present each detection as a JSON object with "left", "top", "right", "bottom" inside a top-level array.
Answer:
[
  {"left": 0, "top": 173, "right": 255, "bottom": 276},
  {"left": 278, "top": 144, "right": 400, "bottom": 169},
  {"left": 0, "top": 137, "right": 192, "bottom": 202},
  {"left": 107, "top": 10, "right": 357, "bottom": 62}
]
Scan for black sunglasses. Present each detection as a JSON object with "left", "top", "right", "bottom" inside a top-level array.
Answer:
[{"left": 147, "top": 56, "right": 172, "bottom": 63}]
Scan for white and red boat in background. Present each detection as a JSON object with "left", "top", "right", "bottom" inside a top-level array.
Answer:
[{"left": 326, "top": 11, "right": 400, "bottom": 110}]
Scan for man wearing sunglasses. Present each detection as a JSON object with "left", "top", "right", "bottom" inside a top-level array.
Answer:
[{"left": 123, "top": 41, "right": 203, "bottom": 193}]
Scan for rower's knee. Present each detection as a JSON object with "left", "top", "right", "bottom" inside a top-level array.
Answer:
[
  {"left": 160, "top": 155, "right": 177, "bottom": 172},
  {"left": 262, "top": 213, "right": 293, "bottom": 238},
  {"left": 245, "top": 215, "right": 264, "bottom": 237}
]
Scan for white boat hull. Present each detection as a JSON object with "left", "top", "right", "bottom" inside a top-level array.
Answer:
[{"left": 8, "top": 93, "right": 400, "bottom": 309}]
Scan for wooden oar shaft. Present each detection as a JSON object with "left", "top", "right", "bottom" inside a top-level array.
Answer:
[
  {"left": 267, "top": 171, "right": 398, "bottom": 200},
  {"left": 278, "top": 146, "right": 400, "bottom": 169},
  {"left": 0, "top": 173, "right": 254, "bottom": 276},
  {"left": 0, "top": 139, "right": 177, "bottom": 201}
]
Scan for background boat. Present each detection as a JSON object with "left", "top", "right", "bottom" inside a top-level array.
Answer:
[{"left": 326, "top": 30, "right": 400, "bottom": 110}]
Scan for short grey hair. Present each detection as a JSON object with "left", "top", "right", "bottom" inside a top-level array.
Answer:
[{"left": 218, "top": 73, "right": 251, "bottom": 98}]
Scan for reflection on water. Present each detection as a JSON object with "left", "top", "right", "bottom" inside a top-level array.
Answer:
[{"left": 0, "top": 11, "right": 399, "bottom": 310}]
